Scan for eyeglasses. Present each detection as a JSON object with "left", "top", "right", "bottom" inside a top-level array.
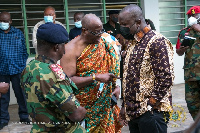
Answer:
[{"left": 85, "top": 28, "right": 105, "bottom": 36}]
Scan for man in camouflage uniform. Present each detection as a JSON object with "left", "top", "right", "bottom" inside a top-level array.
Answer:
[
  {"left": 176, "top": 6, "right": 200, "bottom": 119},
  {"left": 21, "top": 22, "right": 86, "bottom": 133}
]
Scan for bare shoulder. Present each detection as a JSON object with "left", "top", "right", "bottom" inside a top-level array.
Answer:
[
  {"left": 64, "top": 36, "right": 85, "bottom": 59},
  {"left": 65, "top": 39, "right": 76, "bottom": 50},
  {"left": 64, "top": 38, "right": 79, "bottom": 57},
  {"left": 60, "top": 37, "right": 79, "bottom": 77}
]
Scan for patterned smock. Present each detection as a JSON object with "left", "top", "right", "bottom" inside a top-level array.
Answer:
[{"left": 122, "top": 26, "right": 174, "bottom": 120}]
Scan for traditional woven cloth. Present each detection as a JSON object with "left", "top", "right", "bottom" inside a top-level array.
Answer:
[{"left": 75, "top": 35, "right": 122, "bottom": 133}]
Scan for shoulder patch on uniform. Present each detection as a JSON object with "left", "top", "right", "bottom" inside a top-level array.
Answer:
[{"left": 49, "top": 64, "right": 65, "bottom": 80}]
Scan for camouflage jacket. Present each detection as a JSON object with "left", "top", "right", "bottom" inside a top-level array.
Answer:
[
  {"left": 21, "top": 55, "right": 86, "bottom": 133},
  {"left": 176, "top": 27, "right": 190, "bottom": 49},
  {"left": 184, "top": 29, "right": 200, "bottom": 81}
]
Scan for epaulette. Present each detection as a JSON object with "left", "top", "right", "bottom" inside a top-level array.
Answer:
[{"left": 49, "top": 64, "right": 65, "bottom": 80}]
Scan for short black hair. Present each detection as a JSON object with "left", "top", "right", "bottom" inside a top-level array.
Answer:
[
  {"left": 145, "top": 19, "right": 156, "bottom": 30},
  {"left": 37, "top": 39, "right": 56, "bottom": 52},
  {"left": 74, "top": 12, "right": 84, "bottom": 16}
]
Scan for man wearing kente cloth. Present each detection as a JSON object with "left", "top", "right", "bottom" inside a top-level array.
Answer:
[{"left": 60, "top": 14, "right": 123, "bottom": 132}]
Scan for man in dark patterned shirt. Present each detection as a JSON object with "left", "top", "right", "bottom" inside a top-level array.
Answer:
[
  {"left": 0, "top": 11, "right": 30, "bottom": 130},
  {"left": 118, "top": 4, "right": 174, "bottom": 133}
]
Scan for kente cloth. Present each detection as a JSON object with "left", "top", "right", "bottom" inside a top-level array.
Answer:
[{"left": 75, "top": 37, "right": 122, "bottom": 133}]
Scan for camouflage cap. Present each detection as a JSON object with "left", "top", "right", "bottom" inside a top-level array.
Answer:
[
  {"left": 37, "top": 22, "right": 69, "bottom": 44},
  {"left": 186, "top": 6, "right": 200, "bottom": 16}
]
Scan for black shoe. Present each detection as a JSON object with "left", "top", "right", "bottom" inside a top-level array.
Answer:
[
  {"left": 20, "top": 118, "right": 31, "bottom": 125},
  {"left": 0, "top": 122, "right": 8, "bottom": 130}
]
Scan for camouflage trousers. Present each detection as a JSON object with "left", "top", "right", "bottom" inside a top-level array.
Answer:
[{"left": 185, "top": 80, "right": 200, "bottom": 120}]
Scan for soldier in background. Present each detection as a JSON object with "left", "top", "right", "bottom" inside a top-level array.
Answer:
[
  {"left": 176, "top": 6, "right": 200, "bottom": 120},
  {"left": 21, "top": 23, "right": 86, "bottom": 132}
]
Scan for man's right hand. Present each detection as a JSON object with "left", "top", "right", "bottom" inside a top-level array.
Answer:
[
  {"left": 120, "top": 107, "right": 126, "bottom": 120},
  {"left": 0, "top": 82, "right": 9, "bottom": 94},
  {"left": 119, "top": 107, "right": 128, "bottom": 126},
  {"left": 176, "top": 46, "right": 189, "bottom": 56},
  {"left": 95, "top": 73, "right": 120, "bottom": 83}
]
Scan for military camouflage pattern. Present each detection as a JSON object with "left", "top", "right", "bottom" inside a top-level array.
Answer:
[
  {"left": 176, "top": 27, "right": 190, "bottom": 49},
  {"left": 184, "top": 28, "right": 200, "bottom": 120},
  {"left": 184, "top": 29, "right": 200, "bottom": 81},
  {"left": 21, "top": 55, "right": 86, "bottom": 133},
  {"left": 185, "top": 80, "right": 200, "bottom": 119}
]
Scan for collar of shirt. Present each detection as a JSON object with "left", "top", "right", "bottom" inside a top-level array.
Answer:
[
  {"left": 74, "top": 26, "right": 82, "bottom": 29},
  {"left": 0, "top": 26, "right": 15, "bottom": 33},
  {"left": 36, "top": 55, "right": 56, "bottom": 64},
  {"left": 134, "top": 26, "right": 151, "bottom": 42}
]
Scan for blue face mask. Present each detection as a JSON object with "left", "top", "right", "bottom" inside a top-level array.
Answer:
[
  {"left": 0, "top": 22, "right": 9, "bottom": 30},
  {"left": 75, "top": 21, "right": 82, "bottom": 28},
  {"left": 44, "top": 16, "right": 53, "bottom": 23}
]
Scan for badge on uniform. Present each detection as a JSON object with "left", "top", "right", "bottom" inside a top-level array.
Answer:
[{"left": 50, "top": 64, "right": 65, "bottom": 80}]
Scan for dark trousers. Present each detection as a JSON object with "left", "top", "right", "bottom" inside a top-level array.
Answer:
[
  {"left": 0, "top": 74, "right": 29, "bottom": 123},
  {"left": 128, "top": 110, "right": 169, "bottom": 133},
  {"left": 185, "top": 80, "right": 200, "bottom": 120}
]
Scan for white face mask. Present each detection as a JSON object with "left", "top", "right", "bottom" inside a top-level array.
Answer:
[
  {"left": 75, "top": 21, "right": 82, "bottom": 28},
  {"left": 44, "top": 16, "right": 54, "bottom": 23},
  {"left": 188, "top": 16, "right": 198, "bottom": 26},
  {"left": 0, "top": 22, "right": 9, "bottom": 30}
]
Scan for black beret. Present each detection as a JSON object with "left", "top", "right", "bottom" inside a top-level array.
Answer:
[
  {"left": 37, "top": 22, "right": 69, "bottom": 44},
  {"left": 108, "top": 10, "right": 120, "bottom": 15}
]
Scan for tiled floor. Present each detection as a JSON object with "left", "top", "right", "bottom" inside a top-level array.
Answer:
[{"left": 0, "top": 83, "right": 195, "bottom": 133}]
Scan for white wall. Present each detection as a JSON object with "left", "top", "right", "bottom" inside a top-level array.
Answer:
[
  {"left": 173, "top": 46, "right": 185, "bottom": 84},
  {"left": 141, "top": 0, "right": 160, "bottom": 32}
]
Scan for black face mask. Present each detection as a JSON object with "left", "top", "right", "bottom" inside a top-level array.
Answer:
[
  {"left": 120, "top": 26, "right": 134, "bottom": 40},
  {"left": 112, "top": 17, "right": 118, "bottom": 23}
]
